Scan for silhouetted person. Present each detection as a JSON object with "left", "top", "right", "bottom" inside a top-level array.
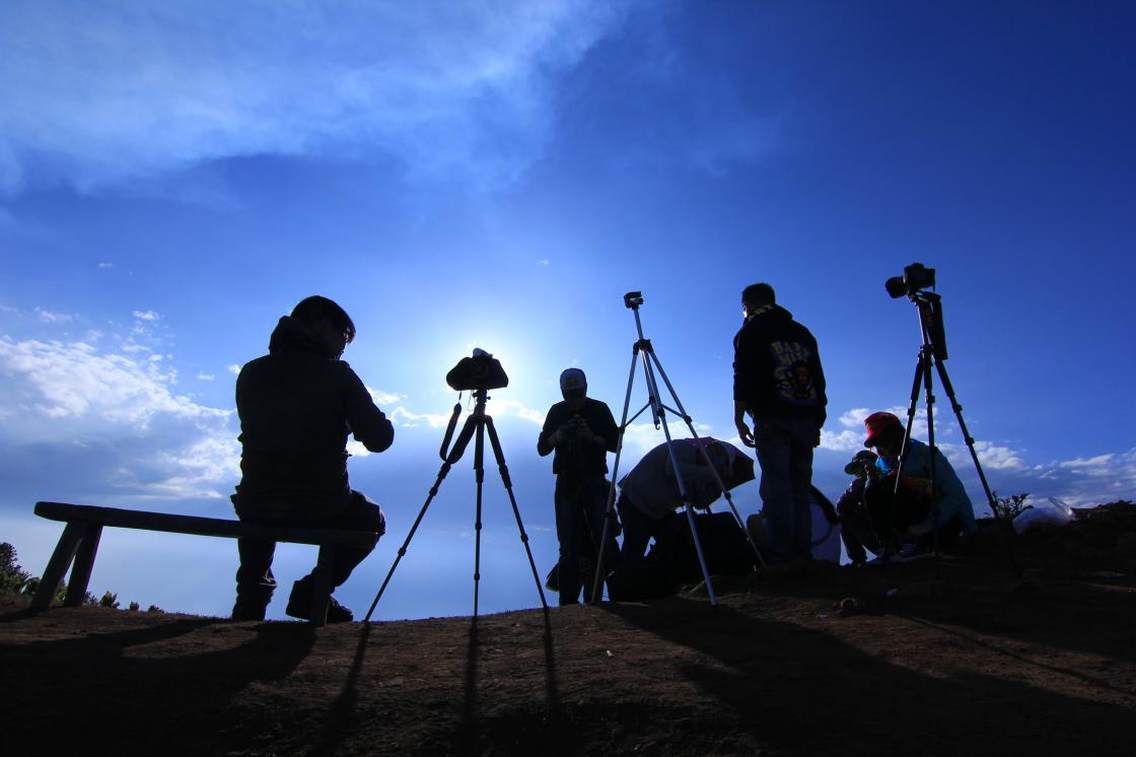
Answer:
[
  {"left": 732, "top": 282, "right": 827, "bottom": 564},
  {"left": 231, "top": 296, "right": 394, "bottom": 622},
  {"left": 538, "top": 368, "right": 619, "bottom": 605},
  {"left": 617, "top": 439, "right": 732, "bottom": 562},
  {"left": 848, "top": 411, "right": 976, "bottom": 560}
]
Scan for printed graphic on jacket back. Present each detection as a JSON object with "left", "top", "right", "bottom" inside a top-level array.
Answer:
[{"left": 769, "top": 340, "right": 818, "bottom": 405}]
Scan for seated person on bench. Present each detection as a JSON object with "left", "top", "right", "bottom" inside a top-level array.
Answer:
[
  {"left": 838, "top": 411, "right": 976, "bottom": 564},
  {"left": 617, "top": 439, "right": 731, "bottom": 562},
  {"left": 231, "top": 295, "right": 395, "bottom": 622}
]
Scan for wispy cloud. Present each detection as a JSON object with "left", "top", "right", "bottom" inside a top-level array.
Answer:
[
  {"left": 35, "top": 307, "right": 75, "bottom": 324},
  {"left": 132, "top": 310, "right": 160, "bottom": 322},
  {"left": 0, "top": 1, "right": 630, "bottom": 195}
]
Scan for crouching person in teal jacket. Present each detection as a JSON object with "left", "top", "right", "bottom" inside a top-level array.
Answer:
[{"left": 842, "top": 411, "right": 976, "bottom": 561}]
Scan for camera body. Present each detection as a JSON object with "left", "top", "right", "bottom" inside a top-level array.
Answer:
[
  {"left": 446, "top": 348, "right": 509, "bottom": 391},
  {"left": 623, "top": 291, "right": 644, "bottom": 309},
  {"left": 885, "top": 262, "right": 936, "bottom": 299}
]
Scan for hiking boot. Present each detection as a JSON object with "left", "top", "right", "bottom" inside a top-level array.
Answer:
[
  {"left": 285, "top": 577, "right": 354, "bottom": 623},
  {"left": 231, "top": 600, "right": 267, "bottom": 622}
]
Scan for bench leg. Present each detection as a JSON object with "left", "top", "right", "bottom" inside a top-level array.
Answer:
[
  {"left": 31, "top": 522, "right": 84, "bottom": 610},
  {"left": 309, "top": 545, "right": 335, "bottom": 627},
  {"left": 64, "top": 524, "right": 103, "bottom": 607}
]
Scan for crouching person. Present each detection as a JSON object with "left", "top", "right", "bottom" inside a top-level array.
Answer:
[
  {"left": 618, "top": 439, "right": 730, "bottom": 562},
  {"left": 538, "top": 368, "right": 619, "bottom": 605},
  {"left": 850, "top": 411, "right": 976, "bottom": 561},
  {"left": 231, "top": 296, "right": 394, "bottom": 622}
]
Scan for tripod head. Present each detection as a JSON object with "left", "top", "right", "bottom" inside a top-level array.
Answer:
[{"left": 911, "top": 290, "right": 948, "bottom": 362}]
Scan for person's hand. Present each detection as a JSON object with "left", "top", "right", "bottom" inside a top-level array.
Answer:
[{"left": 735, "top": 417, "right": 754, "bottom": 448}]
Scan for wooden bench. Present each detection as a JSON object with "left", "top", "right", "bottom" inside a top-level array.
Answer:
[{"left": 31, "top": 501, "right": 380, "bottom": 627}]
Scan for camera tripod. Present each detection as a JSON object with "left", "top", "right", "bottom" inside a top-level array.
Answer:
[
  {"left": 589, "top": 292, "right": 767, "bottom": 607},
  {"left": 891, "top": 290, "right": 1019, "bottom": 573},
  {"left": 363, "top": 388, "right": 548, "bottom": 622}
]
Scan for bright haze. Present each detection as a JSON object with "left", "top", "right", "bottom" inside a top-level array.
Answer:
[{"left": 2, "top": 1, "right": 1133, "bottom": 619}]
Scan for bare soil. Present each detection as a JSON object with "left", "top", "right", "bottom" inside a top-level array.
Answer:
[{"left": 2, "top": 503, "right": 1135, "bottom": 756}]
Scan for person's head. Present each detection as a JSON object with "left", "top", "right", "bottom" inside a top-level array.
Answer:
[
  {"left": 741, "top": 283, "right": 776, "bottom": 317},
  {"left": 291, "top": 295, "right": 355, "bottom": 359},
  {"left": 559, "top": 368, "right": 588, "bottom": 410},
  {"left": 863, "top": 411, "right": 904, "bottom": 457}
]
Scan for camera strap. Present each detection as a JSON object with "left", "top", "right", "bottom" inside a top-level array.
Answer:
[{"left": 438, "top": 401, "right": 463, "bottom": 461}]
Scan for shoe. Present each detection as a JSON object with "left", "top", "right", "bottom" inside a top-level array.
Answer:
[
  {"left": 285, "top": 578, "right": 354, "bottom": 623},
  {"left": 231, "top": 601, "right": 267, "bottom": 622}
]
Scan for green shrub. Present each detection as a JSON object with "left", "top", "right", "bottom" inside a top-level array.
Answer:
[
  {"left": 99, "top": 591, "right": 119, "bottom": 609},
  {"left": 0, "top": 543, "right": 31, "bottom": 593}
]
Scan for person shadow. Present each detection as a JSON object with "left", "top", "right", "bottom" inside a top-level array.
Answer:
[
  {"left": 3, "top": 614, "right": 315, "bottom": 754},
  {"left": 600, "top": 596, "right": 1134, "bottom": 754}
]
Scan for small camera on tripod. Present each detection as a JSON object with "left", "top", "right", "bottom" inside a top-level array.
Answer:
[
  {"left": 446, "top": 348, "right": 509, "bottom": 391},
  {"left": 885, "top": 262, "right": 936, "bottom": 299}
]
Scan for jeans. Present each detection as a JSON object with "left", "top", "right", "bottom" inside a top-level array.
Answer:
[
  {"left": 233, "top": 489, "right": 385, "bottom": 617},
  {"left": 753, "top": 417, "right": 817, "bottom": 563},
  {"left": 554, "top": 476, "right": 617, "bottom": 605}
]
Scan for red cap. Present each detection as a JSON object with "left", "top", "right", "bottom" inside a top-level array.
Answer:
[{"left": 863, "top": 411, "right": 902, "bottom": 448}]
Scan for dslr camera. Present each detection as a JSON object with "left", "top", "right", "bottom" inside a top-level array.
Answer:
[
  {"left": 885, "top": 262, "right": 936, "bottom": 299},
  {"left": 446, "top": 348, "right": 509, "bottom": 391}
]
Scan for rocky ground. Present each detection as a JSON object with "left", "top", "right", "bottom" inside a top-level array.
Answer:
[{"left": 2, "top": 503, "right": 1134, "bottom": 756}]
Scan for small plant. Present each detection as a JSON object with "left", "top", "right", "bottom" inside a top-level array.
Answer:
[
  {"left": 146, "top": 604, "right": 164, "bottom": 614},
  {"left": 0, "top": 543, "right": 31, "bottom": 594},
  {"left": 99, "top": 591, "right": 120, "bottom": 609},
  {"left": 991, "top": 491, "right": 1031, "bottom": 520},
  {"left": 128, "top": 601, "right": 140, "bottom": 612}
]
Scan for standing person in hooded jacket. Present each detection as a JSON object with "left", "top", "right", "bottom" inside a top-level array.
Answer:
[
  {"left": 732, "top": 283, "right": 827, "bottom": 564},
  {"left": 231, "top": 295, "right": 394, "bottom": 622}
]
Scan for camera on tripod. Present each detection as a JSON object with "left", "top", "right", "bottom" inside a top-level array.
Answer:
[
  {"left": 885, "top": 263, "right": 936, "bottom": 299},
  {"left": 446, "top": 348, "right": 509, "bottom": 391}
]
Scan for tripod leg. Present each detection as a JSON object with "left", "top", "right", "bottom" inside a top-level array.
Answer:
[
  {"left": 888, "top": 351, "right": 927, "bottom": 560},
  {"left": 363, "top": 460, "right": 455, "bottom": 623},
  {"left": 933, "top": 359, "right": 1022, "bottom": 575},
  {"left": 922, "top": 349, "right": 940, "bottom": 563},
  {"left": 484, "top": 415, "right": 549, "bottom": 611},
  {"left": 643, "top": 354, "right": 717, "bottom": 606},
  {"left": 473, "top": 418, "right": 486, "bottom": 619},
  {"left": 590, "top": 347, "right": 642, "bottom": 604},
  {"left": 647, "top": 350, "right": 767, "bottom": 570}
]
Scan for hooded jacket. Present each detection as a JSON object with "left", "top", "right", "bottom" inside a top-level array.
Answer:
[
  {"left": 233, "top": 316, "right": 394, "bottom": 520},
  {"left": 732, "top": 305, "right": 827, "bottom": 427}
]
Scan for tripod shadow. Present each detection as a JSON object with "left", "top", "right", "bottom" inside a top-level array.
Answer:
[
  {"left": 457, "top": 619, "right": 480, "bottom": 753},
  {"left": 312, "top": 623, "right": 373, "bottom": 756}
]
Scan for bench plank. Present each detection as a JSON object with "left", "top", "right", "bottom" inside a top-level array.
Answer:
[{"left": 35, "top": 502, "right": 378, "bottom": 548}]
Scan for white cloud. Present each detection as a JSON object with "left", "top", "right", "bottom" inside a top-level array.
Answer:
[
  {"left": 227, "top": 363, "right": 242, "bottom": 375},
  {"left": 0, "top": 335, "right": 238, "bottom": 500},
  {"left": 97, "top": 261, "right": 114, "bottom": 269},
  {"left": 366, "top": 386, "right": 406, "bottom": 405},
  {"left": 0, "top": 1, "right": 630, "bottom": 194},
  {"left": 538, "top": 259, "right": 550, "bottom": 266},
  {"left": 132, "top": 310, "right": 160, "bottom": 321},
  {"left": 196, "top": 372, "right": 215, "bottom": 382},
  {"left": 390, "top": 406, "right": 452, "bottom": 430}
]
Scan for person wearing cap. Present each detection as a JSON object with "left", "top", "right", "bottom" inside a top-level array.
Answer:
[
  {"left": 231, "top": 295, "right": 395, "bottom": 622},
  {"left": 860, "top": 411, "right": 976, "bottom": 556},
  {"left": 732, "top": 282, "right": 827, "bottom": 564},
  {"left": 538, "top": 368, "right": 620, "bottom": 605}
]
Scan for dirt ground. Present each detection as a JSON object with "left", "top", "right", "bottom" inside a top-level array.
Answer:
[{"left": 2, "top": 504, "right": 1135, "bottom": 756}]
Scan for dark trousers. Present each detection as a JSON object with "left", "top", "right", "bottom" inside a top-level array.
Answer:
[
  {"left": 554, "top": 476, "right": 616, "bottom": 606},
  {"left": 617, "top": 493, "right": 676, "bottom": 563},
  {"left": 233, "top": 490, "right": 385, "bottom": 615}
]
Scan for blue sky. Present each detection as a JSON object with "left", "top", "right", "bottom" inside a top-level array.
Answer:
[{"left": 1, "top": 1, "right": 1134, "bottom": 620}]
